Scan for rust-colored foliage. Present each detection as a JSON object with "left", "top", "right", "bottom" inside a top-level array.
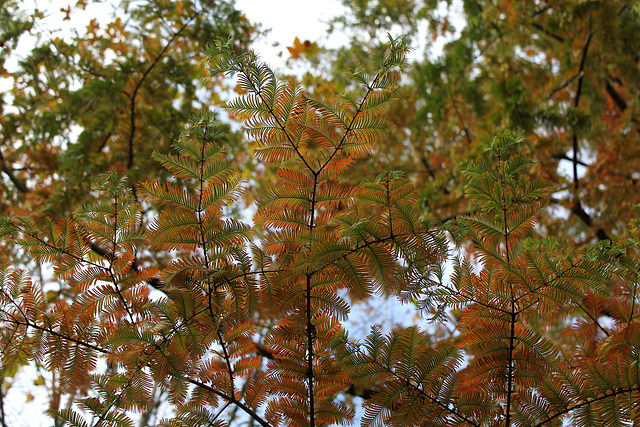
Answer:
[{"left": 2, "top": 36, "right": 640, "bottom": 427}]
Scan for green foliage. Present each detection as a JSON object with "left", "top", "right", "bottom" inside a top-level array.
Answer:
[
  {"left": 0, "top": 0, "right": 256, "bottom": 222},
  {"left": 325, "top": 0, "right": 640, "bottom": 243}
]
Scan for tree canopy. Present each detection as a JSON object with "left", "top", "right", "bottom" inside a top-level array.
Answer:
[
  {"left": 1, "top": 1, "right": 640, "bottom": 426},
  {"left": 322, "top": 0, "right": 640, "bottom": 244}
]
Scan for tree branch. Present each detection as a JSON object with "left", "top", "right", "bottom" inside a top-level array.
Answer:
[
  {"left": 533, "top": 385, "right": 640, "bottom": 426},
  {"left": 0, "top": 148, "right": 30, "bottom": 194},
  {"left": 363, "top": 354, "right": 481, "bottom": 427},
  {"left": 545, "top": 71, "right": 582, "bottom": 101},
  {"left": 127, "top": 12, "right": 199, "bottom": 169},
  {"left": 571, "top": 201, "right": 610, "bottom": 241},
  {"left": 551, "top": 152, "right": 588, "bottom": 167},
  {"left": 0, "top": 377, "right": 7, "bottom": 427},
  {"left": 445, "top": 75, "right": 472, "bottom": 144},
  {"left": 3, "top": 317, "right": 109, "bottom": 354},
  {"left": 605, "top": 80, "right": 627, "bottom": 111},
  {"left": 571, "top": 30, "right": 593, "bottom": 193},
  {"left": 188, "top": 379, "right": 273, "bottom": 427}
]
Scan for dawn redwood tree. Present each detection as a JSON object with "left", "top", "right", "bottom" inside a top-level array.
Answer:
[
  {"left": 2, "top": 35, "right": 640, "bottom": 426},
  {"left": 0, "top": 0, "right": 255, "bottom": 422}
]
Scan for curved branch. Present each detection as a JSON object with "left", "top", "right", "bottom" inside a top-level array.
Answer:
[
  {"left": 361, "top": 353, "right": 480, "bottom": 427},
  {"left": 0, "top": 147, "right": 29, "bottom": 194}
]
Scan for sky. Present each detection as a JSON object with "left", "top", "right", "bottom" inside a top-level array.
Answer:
[
  {"left": 11, "top": 0, "right": 348, "bottom": 72},
  {"left": 236, "top": 0, "right": 349, "bottom": 68}
]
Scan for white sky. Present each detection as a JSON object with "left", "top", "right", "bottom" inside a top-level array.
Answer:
[
  {"left": 236, "top": 0, "right": 349, "bottom": 68},
  {"left": 12, "top": 0, "right": 348, "bottom": 70}
]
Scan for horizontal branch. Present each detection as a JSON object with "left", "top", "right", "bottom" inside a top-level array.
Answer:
[
  {"left": 551, "top": 152, "right": 588, "bottom": 167},
  {"left": 534, "top": 385, "right": 640, "bottom": 426},
  {"left": 4, "top": 317, "right": 109, "bottom": 354}
]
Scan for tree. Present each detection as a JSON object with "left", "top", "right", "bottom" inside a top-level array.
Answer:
[
  {"left": 0, "top": 0, "right": 256, "bottom": 422},
  {"left": 0, "top": 0, "right": 256, "bottom": 222},
  {"left": 320, "top": 0, "right": 640, "bottom": 245},
  {"left": 2, "top": 33, "right": 640, "bottom": 427}
]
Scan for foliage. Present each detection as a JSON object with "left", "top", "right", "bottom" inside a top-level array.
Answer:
[
  {"left": 0, "top": 0, "right": 256, "bottom": 422},
  {"left": 0, "top": 0, "right": 256, "bottom": 223},
  {"left": 321, "top": 0, "right": 640, "bottom": 245},
  {"left": 2, "top": 28, "right": 640, "bottom": 427}
]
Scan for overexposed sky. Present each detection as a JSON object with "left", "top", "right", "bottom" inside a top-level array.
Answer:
[
  {"left": 236, "top": 0, "right": 348, "bottom": 68},
  {"left": 14, "top": 0, "right": 348, "bottom": 69}
]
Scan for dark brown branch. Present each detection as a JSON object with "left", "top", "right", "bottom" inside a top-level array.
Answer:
[
  {"left": 420, "top": 155, "right": 436, "bottom": 179},
  {"left": 254, "top": 341, "right": 377, "bottom": 400},
  {"left": 217, "top": 329, "right": 237, "bottom": 393},
  {"left": 446, "top": 76, "right": 472, "bottom": 144},
  {"left": 305, "top": 275, "right": 316, "bottom": 427},
  {"left": 546, "top": 199, "right": 610, "bottom": 242},
  {"left": 528, "top": 3, "right": 565, "bottom": 43},
  {"left": 605, "top": 80, "right": 627, "bottom": 111},
  {"left": 505, "top": 311, "right": 517, "bottom": 426},
  {"left": 531, "top": 5, "right": 552, "bottom": 18},
  {"left": 0, "top": 377, "right": 6, "bottom": 427},
  {"left": 308, "top": 227, "right": 511, "bottom": 315},
  {"left": 545, "top": 72, "right": 582, "bottom": 101},
  {"left": 254, "top": 342, "right": 274, "bottom": 359},
  {"left": 551, "top": 152, "right": 588, "bottom": 167},
  {"left": 188, "top": 379, "right": 273, "bottom": 427},
  {"left": 344, "top": 384, "right": 375, "bottom": 400},
  {"left": 127, "top": 13, "right": 199, "bottom": 169},
  {"left": 49, "top": 37, "right": 107, "bottom": 79},
  {"left": 306, "top": 172, "right": 319, "bottom": 426},
  {"left": 580, "top": 301, "right": 610, "bottom": 337},
  {"left": 364, "top": 354, "right": 480, "bottom": 427},
  {"left": 574, "top": 32, "right": 593, "bottom": 110},
  {"left": 437, "top": 211, "right": 476, "bottom": 224},
  {"left": 237, "top": 63, "right": 315, "bottom": 172},
  {"left": 571, "top": 201, "right": 610, "bottom": 241},
  {"left": 530, "top": 21, "right": 564, "bottom": 43},
  {"left": 0, "top": 148, "right": 30, "bottom": 194},
  {"left": 96, "top": 132, "right": 113, "bottom": 153},
  {"left": 604, "top": 79, "right": 640, "bottom": 131},
  {"left": 571, "top": 31, "right": 593, "bottom": 194},
  {"left": 90, "top": 242, "right": 165, "bottom": 290},
  {"left": 5, "top": 317, "right": 109, "bottom": 354},
  {"left": 109, "top": 194, "right": 136, "bottom": 323},
  {"left": 315, "top": 70, "right": 382, "bottom": 176},
  {"left": 497, "top": 150, "right": 516, "bottom": 426}
]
